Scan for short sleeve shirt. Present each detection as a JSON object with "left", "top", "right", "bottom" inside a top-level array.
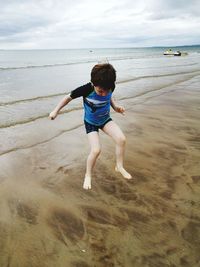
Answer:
[{"left": 70, "top": 82, "right": 114, "bottom": 126}]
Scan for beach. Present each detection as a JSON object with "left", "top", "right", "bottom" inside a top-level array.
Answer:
[{"left": 0, "top": 48, "right": 200, "bottom": 267}]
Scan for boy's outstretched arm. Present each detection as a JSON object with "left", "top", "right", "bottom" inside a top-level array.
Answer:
[
  {"left": 111, "top": 96, "right": 125, "bottom": 115},
  {"left": 49, "top": 94, "right": 72, "bottom": 120}
]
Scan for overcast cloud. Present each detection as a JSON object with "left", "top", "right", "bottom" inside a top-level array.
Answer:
[{"left": 0, "top": 0, "right": 199, "bottom": 49}]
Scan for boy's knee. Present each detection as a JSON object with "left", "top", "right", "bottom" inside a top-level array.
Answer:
[
  {"left": 117, "top": 135, "right": 126, "bottom": 146},
  {"left": 91, "top": 147, "right": 101, "bottom": 156}
]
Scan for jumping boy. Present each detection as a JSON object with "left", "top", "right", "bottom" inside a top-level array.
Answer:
[{"left": 49, "top": 63, "right": 132, "bottom": 190}]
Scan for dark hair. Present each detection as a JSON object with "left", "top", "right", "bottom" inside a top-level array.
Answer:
[{"left": 91, "top": 63, "right": 116, "bottom": 91}]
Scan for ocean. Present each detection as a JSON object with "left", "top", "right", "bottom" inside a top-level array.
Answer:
[{"left": 0, "top": 46, "right": 200, "bottom": 155}]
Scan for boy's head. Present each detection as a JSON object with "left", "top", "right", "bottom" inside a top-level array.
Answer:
[{"left": 91, "top": 63, "right": 116, "bottom": 91}]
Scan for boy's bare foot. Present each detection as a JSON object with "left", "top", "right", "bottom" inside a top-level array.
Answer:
[
  {"left": 49, "top": 110, "right": 58, "bottom": 120},
  {"left": 115, "top": 166, "right": 132, "bottom": 179},
  {"left": 83, "top": 175, "right": 92, "bottom": 190}
]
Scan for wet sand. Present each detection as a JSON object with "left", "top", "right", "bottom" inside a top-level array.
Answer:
[{"left": 0, "top": 76, "right": 200, "bottom": 267}]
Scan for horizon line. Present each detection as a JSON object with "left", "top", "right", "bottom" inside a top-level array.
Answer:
[{"left": 0, "top": 44, "right": 200, "bottom": 50}]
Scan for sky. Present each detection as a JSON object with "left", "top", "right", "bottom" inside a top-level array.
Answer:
[{"left": 0, "top": 0, "right": 200, "bottom": 49}]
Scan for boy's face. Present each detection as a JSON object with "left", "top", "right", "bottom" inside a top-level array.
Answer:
[{"left": 94, "top": 86, "right": 110, "bottom": 96}]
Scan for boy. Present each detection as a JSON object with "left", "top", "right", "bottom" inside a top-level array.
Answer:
[{"left": 49, "top": 63, "right": 132, "bottom": 190}]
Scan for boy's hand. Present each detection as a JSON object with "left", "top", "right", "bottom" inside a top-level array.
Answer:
[
  {"left": 115, "top": 106, "right": 125, "bottom": 115},
  {"left": 49, "top": 110, "right": 58, "bottom": 120}
]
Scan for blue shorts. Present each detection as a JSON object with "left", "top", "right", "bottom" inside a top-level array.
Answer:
[{"left": 84, "top": 118, "right": 112, "bottom": 134}]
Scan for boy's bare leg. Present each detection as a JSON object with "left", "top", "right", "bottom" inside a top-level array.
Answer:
[
  {"left": 102, "top": 121, "right": 132, "bottom": 179},
  {"left": 83, "top": 131, "right": 101, "bottom": 189}
]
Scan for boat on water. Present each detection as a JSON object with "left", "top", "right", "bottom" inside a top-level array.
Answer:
[
  {"left": 163, "top": 49, "right": 188, "bottom": 56},
  {"left": 163, "top": 49, "right": 181, "bottom": 56}
]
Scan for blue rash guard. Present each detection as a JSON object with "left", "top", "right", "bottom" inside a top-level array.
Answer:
[{"left": 70, "top": 82, "right": 114, "bottom": 126}]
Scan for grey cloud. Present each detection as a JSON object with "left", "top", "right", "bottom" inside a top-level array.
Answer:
[
  {"left": 0, "top": 0, "right": 199, "bottom": 48},
  {"left": 0, "top": 0, "right": 80, "bottom": 38},
  {"left": 145, "top": 0, "right": 200, "bottom": 20},
  {"left": 0, "top": 18, "right": 50, "bottom": 38}
]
